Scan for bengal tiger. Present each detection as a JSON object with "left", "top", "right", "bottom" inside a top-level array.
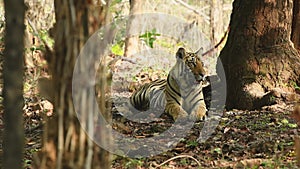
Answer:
[{"left": 130, "top": 47, "right": 207, "bottom": 121}]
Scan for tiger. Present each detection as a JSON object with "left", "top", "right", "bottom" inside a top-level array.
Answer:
[{"left": 130, "top": 47, "right": 207, "bottom": 121}]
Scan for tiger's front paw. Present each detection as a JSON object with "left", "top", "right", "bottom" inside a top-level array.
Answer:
[
  {"left": 189, "top": 105, "right": 207, "bottom": 121},
  {"left": 176, "top": 110, "right": 189, "bottom": 120},
  {"left": 166, "top": 104, "right": 189, "bottom": 121},
  {"left": 169, "top": 109, "right": 188, "bottom": 121}
]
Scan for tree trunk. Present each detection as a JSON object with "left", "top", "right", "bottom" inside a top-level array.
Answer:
[
  {"left": 35, "top": 0, "right": 112, "bottom": 168},
  {"left": 210, "top": 0, "right": 223, "bottom": 48},
  {"left": 218, "top": 0, "right": 300, "bottom": 110},
  {"left": 2, "top": 0, "right": 25, "bottom": 168},
  {"left": 124, "top": 0, "right": 142, "bottom": 57},
  {"left": 292, "top": 0, "right": 300, "bottom": 51}
]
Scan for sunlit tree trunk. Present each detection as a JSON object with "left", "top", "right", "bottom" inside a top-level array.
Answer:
[
  {"left": 218, "top": 0, "right": 300, "bottom": 110},
  {"left": 124, "top": 0, "right": 142, "bottom": 57},
  {"left": 2, "top": 0, "right": 25, "bottom": 168},
  {"left": 35, "top": 0, "right": 112, "bottom": 168},
  {"left": 210, "top": 0, "right": 223, "bottom": 48}
]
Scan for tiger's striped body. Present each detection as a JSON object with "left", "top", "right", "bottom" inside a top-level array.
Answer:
[{"left": 130, "top": 48, "right": 207, "bottom": 121}]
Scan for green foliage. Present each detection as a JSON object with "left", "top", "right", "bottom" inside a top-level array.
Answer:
[
  {"left": 279, "top": 118, "right": 298, "bottom": 128},
  {"left": 260, "top": 161, "right": 275, "bottom": 168},
  {"left": 139, "top": 29, "right": 160, "bottom": 48},
  {"left": 156, "top": 40, "right": 186, "bottom": 52},
  {"left": 24, "top": 159, "right": 32, "bottom": 168},
  {"left": 287, "top": 123, "right": 297, "bottom": 128},
  {"left": 186, "top": 140, "right": 199, "bottom": 148},
  {"left": 24, "top": 81, "right": 32, "bottom": 94},
  {"left": 114, "top": 0, "right": 122, "bottom": 3},
  {"left": 110, "top": 0, "right": 126, "bottom": 21},
  {"left": 281, "top": 118, "right": 289, "bottom": 125},
  {"left": 26, "top": 29, "right": 54, "bottom": 55},
  {"left": 131, "top": 76, "right": 138, "bottom": 82},
  {"left": 29, "top": 45, "right": 44, "bottom": 53},
  {"left": 111, "top": 0, "right": 123, "bottom": 7},
  {"left": 211, "top": 147, "right": 222, "bottom": 155},
  {"left": 293, "top": 81, "right": 300, "bottom": 90},
  {"left": 155, "top": 39, "right": 173, "bottom": 49},
  {"left": 38, "top": 29, "right": 54, "bottom": 48},
  {"left": 180, "top": 158, "right": 188, "bottom": 165},
  {"left": 125, "top": 158, "right": 143, "bottom": 168},
  {"left": 111, "top": 43, "right": 124, "bottom": 56}
]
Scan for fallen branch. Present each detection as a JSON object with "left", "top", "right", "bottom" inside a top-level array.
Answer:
[{"left": 154, "top": 154, "right": 201, "bottom": 168}]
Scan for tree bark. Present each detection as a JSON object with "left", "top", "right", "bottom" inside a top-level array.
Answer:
[
  {"left": 218, "top": 0, "right": 300, "bottom": 110},
  {"left": 292, "top": 0, "right": 300, "bottom": 51},
  {"left": 210, "top": 0, "right": 223, "bottom": 48},
  {"left": 2, "top": 0, "right": 25, "bottom": 168},
  {"left": 124, "top": 0, "right": 142, "bottom": 57},
  {"left": 35, "top": 0, "right": 112, "bottom": 168}
]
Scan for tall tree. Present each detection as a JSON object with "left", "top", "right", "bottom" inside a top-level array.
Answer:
[
  {"left": 292, "top": 0, "right": 300, "bottom": 51},
  {"left": 2, "top": 0, "right": 25, "bottom": 168},
  {"left": 218, "top": 0, "right": 300, "bottom": 110},
  {"left": 124, "top": 0, "right": 142, "bottom": 57},
  {"left": 35, "top": 0, "right": 112, "bottom": 168},
  {"left": 210, "top": 0, "right": 223, "bottom": 47}
]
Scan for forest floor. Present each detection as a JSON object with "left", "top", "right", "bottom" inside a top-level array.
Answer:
[
  {"left": 5, "top": 54, "right": 298, "bottom": 168},
  {"left": 18, "top": 94, "right": 300, "bottom": 169},
  {"left": 110, "top": 105, "right": 299, "bottom": 169}
]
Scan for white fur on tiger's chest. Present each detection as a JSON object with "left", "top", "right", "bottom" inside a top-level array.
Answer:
[{"left": 181, "top": 83, "right": 204, "bottom": 113}]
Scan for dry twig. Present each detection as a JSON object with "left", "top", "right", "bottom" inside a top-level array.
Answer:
[
  {"left": 173, "top": 0, "right": 210, "bottom": 23},
  {"left": 154, "top": 154, "right": 201, "bottom": 168}
]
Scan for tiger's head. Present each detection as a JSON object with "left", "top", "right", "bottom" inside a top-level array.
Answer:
[{"left": 170, "top": 47, "right": 206, "bottom": 86}]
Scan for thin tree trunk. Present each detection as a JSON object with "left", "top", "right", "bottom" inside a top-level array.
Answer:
[
  {"left": 35, "top": 0, "right": 112, "bottom": 168},
  {"left": 218, "top": 0, "right": 300, "bottom": 110},
  {"left": 210, "top": 0, "right": 223, "bottom": 49},
  {"left": 292, "top": 0, "right": 300, "bottom": 51},
  {"left": 2, "top": 0, "right": 25, "bottom": 168},
  {"left": 124, "top": 0, "right": 142, "bottom": 57}
]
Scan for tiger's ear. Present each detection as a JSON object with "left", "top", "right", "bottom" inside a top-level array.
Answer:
[
  {"left": 176, "top": 47, "right": 185, "bottom": 59},
  {"left": 195, "top": 47, "right": 203, "bottom": 57}
]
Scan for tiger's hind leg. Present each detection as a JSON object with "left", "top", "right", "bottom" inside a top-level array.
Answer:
[{"left": 129, "top": 83, "right": 151, "bottom": 111}]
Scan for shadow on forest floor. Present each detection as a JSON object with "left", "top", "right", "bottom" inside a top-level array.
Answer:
[
  {"left": 19, "top": 98, "right": 300, "bottom": 168},
  {"left": 111, "top": 104, "right": 299, "bottom": 169}
]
